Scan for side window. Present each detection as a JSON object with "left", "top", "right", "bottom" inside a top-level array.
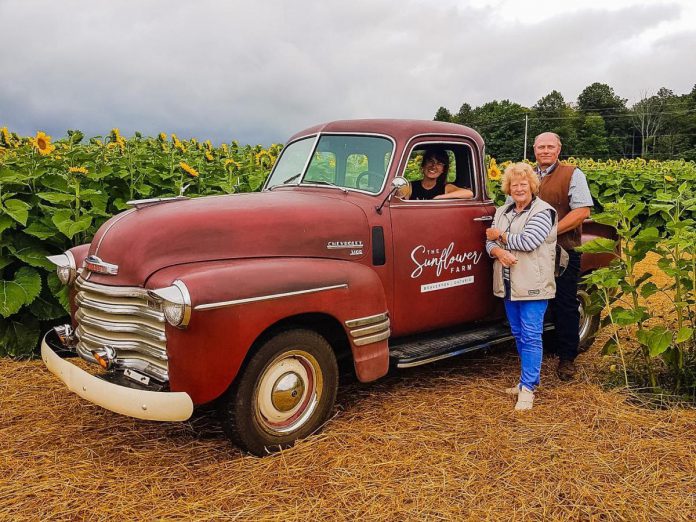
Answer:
[{"left": 402, "top": 144, "right": 475, "bottom": 201}]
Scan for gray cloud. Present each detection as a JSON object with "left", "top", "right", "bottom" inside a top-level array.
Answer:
[{"left": 0, "top": 0, "right": 693, "bottom": 144}]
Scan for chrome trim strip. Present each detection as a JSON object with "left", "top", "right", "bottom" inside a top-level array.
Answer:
[
  {"left": 344, "top": 312, "right": 388, "bottom": 328},
  {"left": 75, "top": 293, "right": 164, "bottom": 322},
  {"left": 126, "top": 196, "right": 188, "bottom": 208},
  {"left": 76, "top": 328, "right": 167, "bottom": 361},
  {"left": 349, "top": 319, "right": 390, "bottom": 338},
  {"left": 76, "top": 277, "right": 150, "bottom": 298},
  {"left": 194, "top": 284, "right": 348, "bottom": 311},
  {"left": 353, "top": 329, "right": 391, "bottom": 347},
  {"left": 75, "top": 309, "right": 166, "bottom": 342}
]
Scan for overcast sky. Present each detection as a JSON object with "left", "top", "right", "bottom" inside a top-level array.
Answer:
[{"left": 1, "top": 0, "right": 694, "bottom": 145}]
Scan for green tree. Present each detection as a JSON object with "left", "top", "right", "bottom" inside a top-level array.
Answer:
[
  {"left": 434, "top": 107, "right": 453, "bottom": 122},
  {"left": 472, "top": 100, "right": 528, "bottom": 161},
  {"left": 577, "top": 82, "right": 630, "bottom": 157},
  {"left": 575, "top": 114, "right": 610, "bottom": 158},
  {"left": 453, "top": 103, "right": 476, "bottom": 127}
]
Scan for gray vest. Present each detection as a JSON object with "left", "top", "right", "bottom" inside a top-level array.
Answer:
[{"left": 492, "top": 198, "right": 557, "bottom": 301}]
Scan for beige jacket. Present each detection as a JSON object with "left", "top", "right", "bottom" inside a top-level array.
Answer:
[{"left": 492, "top": 197, "right": 557, "bottom": 301}]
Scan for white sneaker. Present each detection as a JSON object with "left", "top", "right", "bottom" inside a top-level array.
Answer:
[
  {"left": 514, "top": 386, "right": 535, "bottom": 411},
  {"left": 505, "top": 384, "right": 521, "bottom": 396}
]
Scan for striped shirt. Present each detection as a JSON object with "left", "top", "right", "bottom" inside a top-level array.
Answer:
[{"left": 486, "top": 205, "right": 554, "bottom": 281}]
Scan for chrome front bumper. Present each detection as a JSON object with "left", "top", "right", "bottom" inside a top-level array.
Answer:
[{"left": 41, "top": 332, "right": 193, "bottom": 422}]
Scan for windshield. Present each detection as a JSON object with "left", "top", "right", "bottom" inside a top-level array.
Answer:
[{"left": 265, "top": 134, "right": 394, "bottom": 193}]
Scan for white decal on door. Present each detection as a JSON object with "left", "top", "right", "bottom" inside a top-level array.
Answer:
[
  {"left": 421, "top": 276, "right": 474, "bottom": 293},
  {"left": 410, "top": 242, "right": 483, "bottom": 279}
]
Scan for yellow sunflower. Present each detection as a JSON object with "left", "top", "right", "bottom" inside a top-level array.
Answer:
[
  {"left": 180, "top": 161, "right": 199, "bottom": 177},
  {"left": 487, "top": 158, "right": 502, "bottom": 180},
  {"left": 205, "top": 151, "right": 214, "bottom": 162},
  {"left": 1, "top": 127, "right": 12, "bottom": 147},
  {"left": 224, "top": 158, "right": 241, "bottom": 171},
  {"left": 158, "top": 132, "right": 167, "bottom": 142},
  {"left": 173, "top": 136, "right": 186, "bottom": 153},
  {"left": 255, "top": 150, "right": 275, "bottom": 169},
  {"left": 31, "top": 131, "right": 56, "bottom": 156},
  {"left": 68, "top": 166, "right": 88, "bottom": 175}
]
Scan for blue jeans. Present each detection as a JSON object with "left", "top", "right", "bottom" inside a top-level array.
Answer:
[{"left": 504, "top": 297, "right": 548, "bottom": 391}]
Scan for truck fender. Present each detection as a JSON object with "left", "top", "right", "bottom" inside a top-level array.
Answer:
[{"left": 148, "top": 258, "right": 390, "bottom": 405}]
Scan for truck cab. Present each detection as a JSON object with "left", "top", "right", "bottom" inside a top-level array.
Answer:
[{"left": 42, "top": 120, "right": 606, "bottom": 455}]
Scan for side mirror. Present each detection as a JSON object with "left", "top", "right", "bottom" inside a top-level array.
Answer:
[
  {"left": 391, "top": 176, "right": 411, "bottom": 199},
  {"left": 376, "top": 177, "right": 411, "bottom": 214}
]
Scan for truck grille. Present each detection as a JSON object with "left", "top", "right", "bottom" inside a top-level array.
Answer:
[{"left": 74, "top": 277, "right": 169, "bottom": 382}]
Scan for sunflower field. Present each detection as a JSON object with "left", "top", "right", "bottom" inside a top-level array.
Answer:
[
  {"left": 1, "top": 126, "right": 695, "bottom": 398},
  {"left": 0, "top": 127, "right": 279, "bottom": 357}
]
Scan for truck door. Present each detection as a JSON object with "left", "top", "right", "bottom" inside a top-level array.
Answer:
[{"left": 388, "top": 141, "right": 497, "bottom": 337}]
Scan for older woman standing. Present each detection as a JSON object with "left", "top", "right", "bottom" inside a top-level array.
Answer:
[{"left": 485, "top": 163, "right": 557, "bottom": 411}]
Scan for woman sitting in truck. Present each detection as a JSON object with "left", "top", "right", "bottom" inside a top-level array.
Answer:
[
  {"left": 485, "top": 162, "right": 557, "bottom": 411},
  {"left": 406, "top": 149, "right": 474, "bottom": 200}
]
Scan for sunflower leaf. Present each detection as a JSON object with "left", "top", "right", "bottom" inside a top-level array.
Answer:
[
  {"left": 2, "top": 198, "right": 31, "bottom": 226},
  {"left": 0, "top": 313, "right": 41, "bottom": 357},
  {"left": 23, "top": 220, "right": 57, "bottom": 240},
  {"left": 51, "top": 209, "right": 92, "bottom": 239},
  {"left": 0, "top": 267, "right": 42, "bottom": 318},
  {"left": 37, "top": 192, "right": 75, "bottom": 205}
]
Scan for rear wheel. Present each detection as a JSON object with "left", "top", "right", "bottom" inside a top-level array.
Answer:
[
  {"left": 218, "top": 329, "right": 338, "bottom": 455},
  {"left": 577, "top": 284, "right": 600, "bottom": 352},
  {"left": 543, "top": 284, "right": 600, "bottom": 354}
]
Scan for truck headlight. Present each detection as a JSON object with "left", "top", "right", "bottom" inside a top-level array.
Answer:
[
  {"left": 149, "top": 280, "right": 192, "bottom": 328},
  {"left": 47, "top": 252, "right": 77, "bottom": 285}
]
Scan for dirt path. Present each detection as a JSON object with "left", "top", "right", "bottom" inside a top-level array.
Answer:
[{"left": 1, "top": 256, "right": 694, "bottom": 521}]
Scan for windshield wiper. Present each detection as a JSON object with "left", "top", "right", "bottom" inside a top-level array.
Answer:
[
  {"left": 283, "top": 173, "right": 303, "bottom": 184},
  {"left": 269, "top": 173, "right": 302, "bottom": 190}
]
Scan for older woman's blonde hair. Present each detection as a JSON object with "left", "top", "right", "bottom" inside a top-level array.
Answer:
[{"left": 501, "top": 162, "right": 540, "bottom": 195}]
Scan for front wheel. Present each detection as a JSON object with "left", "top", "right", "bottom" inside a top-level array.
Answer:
[
  {"left": 218, "top": 329, "right": 338, "bottom": 455},
  {"left": 578, "top": 284, "right": 600, "bottom": 352}
]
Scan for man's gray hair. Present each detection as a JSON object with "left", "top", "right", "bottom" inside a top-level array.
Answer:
[{"left": 534, "top": 132, "right": 562, "bottom": 147}]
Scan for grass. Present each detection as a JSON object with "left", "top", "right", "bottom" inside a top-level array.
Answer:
[{"left": 1, "top": 256, "right": 695, "bottom": 521}]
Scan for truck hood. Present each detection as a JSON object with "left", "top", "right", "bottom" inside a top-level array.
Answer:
[{"left": 85, "top": 191, "right": 370, "bottom": 286}]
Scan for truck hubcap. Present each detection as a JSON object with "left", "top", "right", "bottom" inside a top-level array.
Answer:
[
  {"left": 255, "top": 350, "right": 322, "bottom": 435},
  {"left": 578, "top": 289, "right": 591, "bottom": 341},
  {"left": 271, "top": 372, "right": 306, "bottom": 412}
]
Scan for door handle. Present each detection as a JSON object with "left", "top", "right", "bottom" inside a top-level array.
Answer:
[{"left": 473, "top": 215, "right": 493, "bottom": 222}]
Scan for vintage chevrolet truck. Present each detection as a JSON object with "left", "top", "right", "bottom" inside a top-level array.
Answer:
[{"left": 42, "top": 120, "right": 613, "bottom": 455}]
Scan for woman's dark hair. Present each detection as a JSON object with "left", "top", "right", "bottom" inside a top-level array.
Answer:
[{"left": 420, "top": 149, "right": 450, "bottom": 189}]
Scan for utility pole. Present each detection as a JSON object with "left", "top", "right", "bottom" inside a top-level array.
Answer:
[{"left": 523, "top": 114, "right": 528, "bottom": 160}]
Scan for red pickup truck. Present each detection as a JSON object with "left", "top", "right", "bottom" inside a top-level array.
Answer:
[{"left": 42, "top": 120, "right": 613, "bottom": 455}]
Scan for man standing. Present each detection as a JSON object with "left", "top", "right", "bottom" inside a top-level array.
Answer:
[{"left": 534, "top": 132, "right": 593, "bottom": 380}]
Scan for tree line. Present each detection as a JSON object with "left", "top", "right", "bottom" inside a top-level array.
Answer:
[{"left": 434, "top": 83, "right": 696, "bottom": 162}]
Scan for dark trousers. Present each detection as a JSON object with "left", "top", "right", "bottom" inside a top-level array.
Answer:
[{"left": 549, "top": 250, "right": 581, "bottom": 362}]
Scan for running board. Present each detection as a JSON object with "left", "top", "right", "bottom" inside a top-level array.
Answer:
[{"left": 389, "top": 323, "right": 554, "bottom": 369}]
